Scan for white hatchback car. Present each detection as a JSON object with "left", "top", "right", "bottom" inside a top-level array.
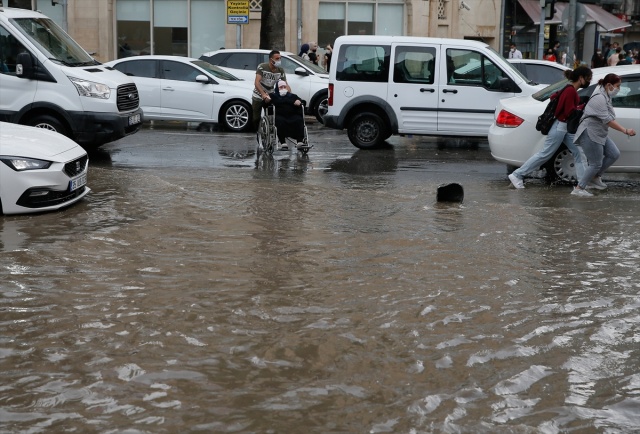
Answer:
[
  {"left": 199, "top": 49, "right": 329, "bottom": 122},
  {"left": 0, "top": 122, "right": 90, "bottom": 215},
  {"left": 489, "top": 65, "right": 640, "bottom": 182},
  {"left": 507, "top": 59, "right": 571, "bottom": 85},
  {"left": 104, "top": 55, "right": 254, "bottom": 132}
]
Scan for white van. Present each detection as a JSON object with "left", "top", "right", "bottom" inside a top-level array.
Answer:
[
  {"left": 0, "top": 7, "right": 143, "bottom": 148},
  {"left": 324, "top": 35, "right": 544, "bottom": 149}
]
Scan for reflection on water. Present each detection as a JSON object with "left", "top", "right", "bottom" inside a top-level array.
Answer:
[{"left": 3, "top": 147, "right": 640, "bottom": 432}]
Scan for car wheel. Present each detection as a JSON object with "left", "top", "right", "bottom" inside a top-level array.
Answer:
[
  {"left": 544, "top": 146, "right": 576, "bottom": 183},
  {"left": 222, "top": 101, "right": 251, "bottom": 132},
  {"left": 313, "top": 93, "right": 328, "bottom": 124},
  {"left": 25, "top": 114, "right": 69, "bottom": 137},
  {"left": 347, "top": 112, "right": 387, "bottom": 149}
]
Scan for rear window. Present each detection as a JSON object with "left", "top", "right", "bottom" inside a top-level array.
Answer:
[{"left": 335, "top": 44, "right": 390, "bottom": 82}]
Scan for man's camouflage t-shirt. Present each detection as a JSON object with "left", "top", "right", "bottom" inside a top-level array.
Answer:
[{"left": 253, "top": 63, "right": 286, "bottom": 101}]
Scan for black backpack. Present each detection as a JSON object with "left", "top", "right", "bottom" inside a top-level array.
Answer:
[{"left": 535, "top": 85, "right": 570, "bottom": 135}]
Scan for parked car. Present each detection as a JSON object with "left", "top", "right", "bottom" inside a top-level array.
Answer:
[
  {"left": 0, "top": 122, "right": 90, "bottom": 215},
  {"left": 323, "top": 35, "right": 544, "bottom": 149},
  {"left": 199, "top": 48, "right": 329, "bottom": 122},
  {"left": 103, "top": 55, "right": 254, "bottom": 132},
  {"left": 489, "top": 65, "right": 640, "bottom": 182},
  {"left": 507, "top": 59, "right": 571, "bottom": 85}
]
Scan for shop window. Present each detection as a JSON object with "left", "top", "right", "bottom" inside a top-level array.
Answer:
[
  {"left": 154, "top": 0, "right": 187, "bottom": 56},
  {"left": 117, "top": 0, "right": 151, "bottom": 58}
]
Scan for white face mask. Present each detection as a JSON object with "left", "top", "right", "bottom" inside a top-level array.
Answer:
[
  {"left": 510, "top": 48, "right": 515, "bottom": 52},
  {"left": 279, "top": 89, "right": 287, "bottom": 96},
  {"left": 272, "top": 60, "right": 281, "bottom": 67},
  {"left": 608, "top": 86, "right": 620, "bottom": 97}
]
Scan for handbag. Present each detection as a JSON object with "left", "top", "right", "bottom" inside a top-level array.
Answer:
[{"left": 536, "top": 85, "right": 569, "bottom": 135}]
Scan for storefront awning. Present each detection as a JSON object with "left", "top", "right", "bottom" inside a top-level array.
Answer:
[
  {"left": 517, "top": 0, "right": 631, "bottom": 31},
  {"left": 583, "top": 4, "right": 631, "bottom": 32}
]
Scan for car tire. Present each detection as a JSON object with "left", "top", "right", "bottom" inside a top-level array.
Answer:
[
  {"left": 221, "top": 101, "right": 251, "bottom": 132},
  {"left": 312, "top": 92, "right": 328, "bottom": 124},
  {"left": 544, "top": 146, "right": 576, "bottom": 183},
  {"left": 347, "top": 112, "right": 388, "bottom": 150},
  {"left": 25, "top": 114, "right": 69, "bottom": 138}
]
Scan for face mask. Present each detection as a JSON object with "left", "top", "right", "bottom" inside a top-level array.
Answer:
[
  {"left": 608, "top": 86, "right": 619, "bottom": 97},
  {"left": 596, "top": 51, "right": 601, "bottom": 55},
  {"left": 510, "top": 48, "right": 515, "bottom": 52},
  {"left": 581, "top": 79, "right": 591, "bottom": 89},
  {"left": 279, "top": 89, "right": 287, "bottom": 96},
  {"left": 272, "top": 60, "right": 281, "bottom": 67}
]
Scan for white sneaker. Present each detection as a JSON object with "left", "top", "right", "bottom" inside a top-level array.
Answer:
[
  {"left": 279, "top": 143, "right": 289, "bottom": 151},
  {"left": 508, "top": 173, "right": 524, "bottom": 189},
  {"left": 296, "top": 141, "right": 306, "bottom": 150},
  {"left": 571, "top": 187, "right": 593, "bottom": 197},
  {"left": 588, "top": 177, "right": 607, "bottom": 190}
]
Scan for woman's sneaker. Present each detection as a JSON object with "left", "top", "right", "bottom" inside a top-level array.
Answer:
[
  {"left": 508, "top": 173, "right": 524, "bottom": 189},
  {"left": 571, "top": 187, "right": 593, "bottom": 197},
  {"left": 588, "top": 177, "right": 607, "bottom": 190},
  {"left": 279, "top": 143, "right": 289, "bottom": 151}
]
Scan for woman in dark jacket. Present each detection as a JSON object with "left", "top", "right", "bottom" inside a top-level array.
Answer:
[{"left": 270, "top": 80, "right": 306, "bottom": 150}]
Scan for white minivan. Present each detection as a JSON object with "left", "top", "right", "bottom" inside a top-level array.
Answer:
[
  {"left": 0, "top": 7, "right": 143, "bottom": 148},
  {"left": 324, "top": 35, "right": 544, "bottom": 149}
]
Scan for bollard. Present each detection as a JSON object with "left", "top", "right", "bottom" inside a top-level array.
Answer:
[{"left": 436, "top": 183, "right": 464, "bottom": 203}]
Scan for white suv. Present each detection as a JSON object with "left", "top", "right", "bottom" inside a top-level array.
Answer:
[{"left": 200, "top": 49, "right": 329, "bottom": 122}]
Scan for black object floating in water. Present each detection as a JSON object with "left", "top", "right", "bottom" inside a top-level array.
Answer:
[{"left": 437, "top": 183, "right": 464, "bottom": 203}]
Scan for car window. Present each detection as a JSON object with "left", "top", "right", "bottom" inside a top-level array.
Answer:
[
  {"left": 191, "top": 59, "right": 241, "bottom": 81},
  {"left": 447, "top": 49, "right": 507, "bottom": 90},
  {"left": 162, "top": 60, "right": 201, "bottom": 82},
  {"left": 526, "top": 64, "right": 566, "bottom": 84},
  {"left": 393, "top": 46, "right": 436, "bottom": 85},
  {"left": 280, "top": 56, "right": 299, "bottom": 75},
  {"left": 113, "top": 59, "right": 157, "bottom": 78},
  {"left": 225, "top": 53, "right": 259, "bottom": 70},
  {"left": 0, "top": 25, "right": 29, "bottom": 75},
  {"left": 335, "top": 44, "right": 390, "bottom": 82},
  {"left": 612, "top": 77, "right": 640, "bottom": 109},
  {"left": 289, "top": 55, "right": 327, "bottom": 74}
]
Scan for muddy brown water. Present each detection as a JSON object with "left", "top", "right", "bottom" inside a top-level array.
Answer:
[{"left": 2, "top": 125, "right": 640, "bottom": 432}]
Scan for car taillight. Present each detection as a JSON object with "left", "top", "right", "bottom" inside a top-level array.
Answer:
[
  {"left": 495, "top": 110, "right": 524, "bottom": 128},
  {"left": 328, "top": 83, "right": 333, "bottom": 106}
]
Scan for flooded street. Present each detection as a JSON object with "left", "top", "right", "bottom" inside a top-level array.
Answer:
[{"left": 3, "top": 123, "right": 640, "bottom": 432}]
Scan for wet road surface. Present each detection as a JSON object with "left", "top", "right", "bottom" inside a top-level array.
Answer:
[{"left": 3, "top": 121, "right": 640, "bottom": 432}]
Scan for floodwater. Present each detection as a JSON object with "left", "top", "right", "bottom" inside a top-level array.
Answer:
[{"left": 3, "top": 125, "right": 640, "bottom": 433}]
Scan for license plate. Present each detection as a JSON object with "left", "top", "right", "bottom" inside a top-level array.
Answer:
[
  {"left": 69, "top": 173, "right": 87, "bottom": 192},
  {"left": 128, "top": 113, "right": 141, "bottom": 125}
]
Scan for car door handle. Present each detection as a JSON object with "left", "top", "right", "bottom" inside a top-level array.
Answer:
[
  {"left": 420, "top": 88, "right": 435, "bottom": 93},
  {"left": 442, "top": 89, "right": 458, "bottom": 94},
  {"left": 162, "top": 87, "right": 175, "bottom": 91}
]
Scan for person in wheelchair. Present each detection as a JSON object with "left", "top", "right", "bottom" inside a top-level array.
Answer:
[{"left": 269, "top": 80, "right": 306, "bottom": 150}]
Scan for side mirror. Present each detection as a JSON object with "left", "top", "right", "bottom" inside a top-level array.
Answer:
[
  {"left": 16, "top": 52, "right": 34, "bottom": 78},
  {"left": 195, "top": 74, "right": 210, "bottom": 84},
  {"left": 294, "top": 67, "right": 309, "bottom": 77},
  {"left": 498, "top": 77, "right": 517, "bottom": 92}
]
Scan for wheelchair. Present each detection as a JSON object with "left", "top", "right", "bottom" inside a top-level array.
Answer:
[{"left": 256, "top": 100, "right": 311, "bottom": 155}]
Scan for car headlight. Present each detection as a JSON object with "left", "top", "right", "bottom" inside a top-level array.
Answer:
[
  {"left": 0, "top": 157, "right": 52, "bottom": 171},
  {"left": 68, "top": 76, "right": 111, "bottom": 99}
]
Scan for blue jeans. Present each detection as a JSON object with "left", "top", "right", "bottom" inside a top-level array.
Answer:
[
  {"left": 512, "top": 120, "right": 585, "bottom": 182},
  {"left": 576, "top": 133, "right": 620, "bottom": 189}
]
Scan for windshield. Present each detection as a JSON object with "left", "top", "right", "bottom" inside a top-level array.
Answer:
[
  {"left": 289, "top": 55, "right": 328, "bottom": 75},
  {"left": 191, "top": 60, "right": 243, "bottom": 81},
  {"left": 485, "top": 45, "right": 530, "bottom": 84},
  {"left": 11, "top": 17, "right": 97, "bottom": 66},
  {"left": 532, "top": 79, "right": 570, "bottom": 101}
]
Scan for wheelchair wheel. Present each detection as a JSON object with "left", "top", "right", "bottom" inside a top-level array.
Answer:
[{"left": 256, "top": 117, "right": 274, "bottom": 154}]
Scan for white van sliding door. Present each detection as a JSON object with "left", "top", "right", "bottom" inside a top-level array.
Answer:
[
  {"left": 438, "top": 48, "right": 514, "bottom": 134},
  {"left": 388, "top": 44, "right": 439, "bottom": 134}
]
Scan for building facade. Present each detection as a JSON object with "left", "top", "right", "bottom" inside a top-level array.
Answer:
[
  {"left": 3, "top": 0, "right": 637, "bottom": 64},
  {"left": 4, "top": 0, "right": 502, "bottom": 63}
]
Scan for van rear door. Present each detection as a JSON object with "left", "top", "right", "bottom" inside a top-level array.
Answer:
[
  {"left": 437, "top": 47, "right": 516, "bottom": 134},
  {"left": 387, "top": 43, "right": 439, "bottom": 134}
]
